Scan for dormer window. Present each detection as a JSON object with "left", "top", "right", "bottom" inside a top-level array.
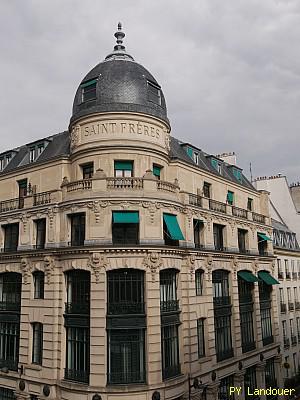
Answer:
[
  {"left": 0, "top": 158, "right": 4, "bottom": 171},
  {"left": 0, "top": 152, "right": 13, "bottom": 171},
  {"left": 29, "top": 142, "right": 47, "bottom": 163},
  {"left": 211, "top": 158, "right": 222, "bottom": 174},
  {"left": 193, "top": 152, "right": 199, "bottom": 164},
  {"left": 81, "top": 79, "right": 97, "bottom": 102},
  {"left": 6, "top": 153, "right": 12, "bottom": 164},
  {"left": 147, "top": 81, "right": 161, "bottom": 105},
  {"left": 232, "top": 167, "right": 242, "bottom": 182},
  {"left": 30, "top": 147, "right": 36, "bottom": 162}
]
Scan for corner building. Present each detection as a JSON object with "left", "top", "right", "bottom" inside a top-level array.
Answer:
[{"left": 0, "top": 25, "right": 282, "bottom": 400}]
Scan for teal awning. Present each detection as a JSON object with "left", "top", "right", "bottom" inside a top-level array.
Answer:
[
  {"left": 163, "top": 213, "right": 185, "bottom": 241},
  {"left": 227, "top": 191, "right": 234, "bottom": 203},
  {"left": 258, "top": 271, "right": 279, "bottom": 285},
  {"left": 113, "top": 211, "right": 139, "bottom": 224},
  {"left": 153, "top": 165, "right": 162, "bottom": 177},
  {"left": 258, "top": 232, "right": 272, "bottom": 241},
  {"left": 114, "top": 161, "right": 133, "bottom": 170},
  {"left": 238, "top": 270, "right": 258, "bottom": 283},
  {"left": 81, "top": 78, "right": 97, "bottom": 88}
]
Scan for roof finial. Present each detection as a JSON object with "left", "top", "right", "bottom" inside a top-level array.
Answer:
[{"left": 114, "top": 22, "right": 125, "bottom": 51}]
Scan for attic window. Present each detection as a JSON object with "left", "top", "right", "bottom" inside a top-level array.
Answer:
[
  {"left": 193, "top": 152, "right": 199, "bottom": 164},
  {"left": 29, "top": 142, "right": 47, "bottom": 163},
  {"left": 0, "top": 159, "right": 4, "bottom": 171},
  {"left": 211, "top": 158, "right": 222, "bottom": 174},
  {"left": 147, "top": 81, "right": 161, "bottom": 105},
  {"left": 0, "top": 153, "right": 13, "bottom": 171},
  {"left": 81, "top": 79, "right": 97, "bottom": 102},
  {"left": 233, "top": 168, "right": 242, "bottom": 181}
]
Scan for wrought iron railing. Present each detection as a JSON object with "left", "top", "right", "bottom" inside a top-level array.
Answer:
[
  {"left": 160, "top": 299, "right": 180, "bottom": 313},
  {"left": 0, "top": 357, "right": 18, "bottom": 371},
  {"left": 292, "top": 272, "right": 298, "bottom": 280},
  {"left": 189, "top": 193, "right": 203, "bottom": 207},
  {"left": 213, "top": 296, "right": 231, "bottom": 307},
  {"left": 291, "top": 335, "right": 297, "bottom": 346},
  {"left": 262, "top": 335, "right": 274, "bottom": 346},
  {"left": 288, "top": 302, "right": 294, "bottom": 311},
  {"left": 0, "top": 300, "right": 21, "bottom": 312},
  {"left": 278, "top": 272, "right": 284, "bottom": 280},
  {"left": 295, "top": 301, "right": 300, "bottom": 310},
  {"left": 64, "top": 368, "right": 89, "bottom": 384},
  {"left": 280, "top": 303, "right": 287, "bottom": 313},
  {"left": 65, "top": 302, "right": 89, "bottom": 315},
  {"left": 107, "top": 177, "right": 143, "bottom": 190},
  {"left": 286, "top": 272, "right": 291, "bottom": 280},
  {"left": 108, "top": 302, "right": 145, "bottom": 315},
  {"left": 284, "top": 338, "right": 290, "bottom": 348},
  {"left": 108, "top": 370, "right": 146, "bottom": 385},
  {"left": 216, "top": 347, "right": 234, "bottom": 362},
  {"left": 232, "top": 206, "right": 248, "bottom": 219},
  {"left": 162, "top": 364, "right": 181, "bottom": 380},
  {"left": 209, "top": 199, "right": 226, "bottom": 214}
]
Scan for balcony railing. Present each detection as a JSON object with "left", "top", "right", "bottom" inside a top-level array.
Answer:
[
  {"left": 108, "top": 302, "right": 145, "bottom": 315},
  {"left": 213, "top": 296, "right": 231, "bottom": 307},
  {"left": 284, "top": 338, "right": 290, "bottom": 348},
  {"left": 295, "top": 302, "right": 300, "bottom": 310},
  {"left": 0, "top": 300, "right": 21, "bottom": 312},
  {"left": 286, "top": 272, "right": 291, "bottom": 280},
  {"left": 0, "top": 358, "right": 18, "bottom": 371},
  {"left": 262, "top": 335, "right": 274, "bottom": 346},
  {"left": 189, "top": 193, "right": 202, "bottom": 207},
  {"left": 108, "top": 370, "right": 146, "bottom": 385},
  {"left": 242, "top": 341, "right": 256, "bottom": 353},
  {"left": 239, "top": 293, "right": 253, "bottom": 304},
  {"left": 209, "top": 199, "right": 227, "bottom": 214},
  {"left": 107, "top": 177, "right": 143, "bottom": 190},
  {"left": 232, "top": 206, "right": 248, "bottom": 219},
  {"left": 160, "top": 299, "right": 180, "bottom": 313},
  {"left": 64, "top": 368, "right": 89, "bottom": 384},
  {"left": 162, "top": 364, "right": 181, "bottom": 380},
  {"left": 216, "top": 347, "right": 234, "bottom": 362},
  {"left": 278, "top": 272, "right": 284, "bottom": 280},
  {"left": 298, "top": 333, "right": 300, "bottom": 343},
  {"left": 291, "top": 335, "right": 297, "bottom": 346},
  {"left": 33, "top": 191, "right": 52, "bottom": 206},
  {"left": 65, "top": 302, "right": 89, "bottom": 315},
  {"left": 280, "top": 303, "right": 287, "bottom": 313},
  {"left": 214, "top": 245, "right": 227, "bottom": 252},
  {"left": 292, "top": 272, "right": 298, "bottom": 280},
  {"left": 298, "top": 272, "right": 300, "bottom": 279},
  {"left": 252, "top": 212, "right": 266, "bottom": 224},
  {"left": 66, "top": 179, "right": 92, "bottom": 192},
  {"left": 288, "top": 302, "right": 294, "bottom": 311},
  {"left": 0, "top": 198, "right": 20, "bottom": 212},
  {"left": 157, "top": 180, "right": 179, "bottom": 193}
]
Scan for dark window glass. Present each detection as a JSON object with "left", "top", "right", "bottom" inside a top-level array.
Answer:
[
  {"left": 0, "top": 272, "right": 22, "bottom": 310},
  {"left": 35, "top": 219, "right": 46, "bottom": 249},
  {"left": 112, "top": 223, "right": 139, "bottom": 245},
  {"left": 238, "top": 277, "right": 255, "bottom": 352},
  {"left": 193, "top": 219, "right": 204, "bottom": 249},
  {"left": 18, "top": 179, "right": 27, "bottom": 208},
  {"left": 247, "top": 198, "right": 253, "bottom": 211},
  {"left": 65, "top": 326, "right": 89, "bottom": 383},
  {"left": 245, "top": 366, "right": 258, "bottom": 400},
  {"left": 160, "top": 269, "right": 178, "bottom": 313},
  {"left": 238, "top": 229, "right": 247, "bottom": 253},
  {"left": 147, "top": 81, "right": 161, "bottom": 105},
  {"left": 82, "top": 163, "right": 94, "bottom": 179},
  {"left": 82, "top": 80, "right": 97, "bottom": 102},
  {"left": 33, "top": 271, "right": 44, "bottom": 299},
  {"left": 30, "top": 395, "right": 39, "bottom": 400},
  {"left": 65, "top": 270, "right": 90, "bottom": 315},
  {"left": 265, "top": 358, "right": 277, "bottom": 399},
  {"left": 32, "top": 322, "right": 43, "bottom": 365},
  {"left": 212, "top": 270, "right": 233, "bottom": 361},
  {"left": 107, "top": 269, "right": 144, "bottom": 315},
  {"left": 203, "top": 182, "right": 211, "bottom": 198},
  {"left": 195, "top": 269, "right": 204, "bottom": 295},
  {"left": 161, "top": 324, "right": 180, "bottom": 380},
  {"left": 108, "top": 329, "right": 145, "bottom": 384},
  {"left": 197, "top": 318, "right": 205, "bottom": 357},
  {"left": 219, "top": 375, "right": 235, "bottom": 400},
  {"left": 70, "top": 213, "right": 85, "bottom": 246},
  {"left": 0, "top": 321, "right": 20, "bottom": 371},
  {"left": 213, "top": 224, "right": 224, "bottom": 251},
  {"left": 4, "top": 223, "right": 19, "bottom": 252},
  {"left": 259, "top": 279, "right": 273, "bottom": 345},
  {"left": 257, "top": 234, "right": 267, "bottom": 256},
  {"left": 0, "top": 387, "right": 15, "bottom": 399}
]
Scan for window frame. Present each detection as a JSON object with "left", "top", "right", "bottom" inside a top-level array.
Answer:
[
  {"left": 197, "top": 318, "right": 206, "bottom": 358},
  {"left": 33, "top": 271, "right": 45, "bottom": 300},
  {"left": 32, "top": 322, "right": 43, "bottom": 365}
]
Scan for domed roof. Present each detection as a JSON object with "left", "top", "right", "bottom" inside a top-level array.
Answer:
[{"left": 70, "top": 24, "right": 168, "bottom": 125}]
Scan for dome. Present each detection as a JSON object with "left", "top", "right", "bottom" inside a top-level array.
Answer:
[{"left": 70, "top": 24, "right": 168, "bottom": 126}]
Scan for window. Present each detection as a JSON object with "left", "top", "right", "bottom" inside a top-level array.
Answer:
[
  {"left": 160, "top": 269, "right": 179, "bottom": 313},
  {"left": 163, "top": 213, "right": 184, "bottom": 247},
  {"left": 18, "top": 178, "right": 27, "bottom": 208},
  {"left": 219, "top": 375, "right": 235, "bottom": 400},
  {"left": 297, "top": 317, "right": 300, "bottom": 340},
  {"left": 193, "top": 152, "right": 199, "bottom": 164},
  {"left": 238, "top": 276, "right": 255, "bottom": 352},
  {"left": 233, "top": 168, "right": 242, "bottom": 181},
  {"left": 29, "top": 143, "right": 46, "bottom": 162},
  {"left": 195, "top": 269, "right": 204, "bottom": 296},
  {"left": 114, "top": 160, "right": 133, "bottom": 177},
  {"left": 0, "top": 387, "right": 15, "bottom": 399},
  {"left": 211, "top": 158, "right": 222, "bottom": 174},
  {"left": 282, "top": 321, "right": 288, "bottom": 347},
  {"left": 227, "top": 190, "right": 234, "bottom": 205},
  {"left": 161, "top": 324, "right": 180, "bottom": 380},
  {"left": 265, "top": 358, "right": 277, "bottom": 395},
  {"left": 277, "top": 259, "right": 283, "bottom": 279},
  {"left": 70, "top": 213, "right": 85, "bottom": 246},
  {"left": 293, "top": 353, "right": 297, "bottom": 375},
  {"left": 193, "top": 219, "right": 204, "bottom": 249},
  {"left": 0, "top": 158, "right": 4, "bottom": 171},
  {"left": 257, "top": 233, "right": 268, "bottom": 256},
  {"left": 213, "top": 224, "right": 224, "bottom": 251},
  {"left": 81, "top": 79, "right": 97, "bottom": 102},
  {"left": 33, "top": 271, "right": 44, "bottom": 299},
  {"left": 197, "top": 318, "right": 205, "bottom": 358},
  {"left": 244, "top": 367, "right": 258, "bottom": 400},
  {"left": 258, "top": 279, "right": 273, "bottom": 345},
  {"left": 29, "top": 147, "right": 35, "bottom": 162},
  {"left": 203, "top": 182, "right": 211, "bottom": 198},
  {"left": 3, "top": 223, "right": 19, "bottom": 252},
  {"left": 32, "top": 322, "right": 43, "bottom": 365},
  {"left": 108, "top": 329, "right": 145, "bottom": 384},
  {"left": 153, "top": 164, "right": 162, "bottom": 180},
  {"left": 147, "top": 80, "right": 161, "bottom": 105},
  {"left": 82, "top": 163, "right": 94, "bottom": 179},
  {"left": 212, "top": 270, "right": 233, "bottom": 361},
  {"left": 112, "top": 211, "right": 139, "bottom": 245},
  {"left": 65, "top": 326, "right": 89, "bottom": 383},
  {"left": 285, "top": 260, "right": 290, "bottom": 279},
  {"left": 65, "top": 270, "right": 90, "bottom": 315},
  {"left": 238, "top": 229, "right": 247, "bottom": 253},
  {"left": 6, "top": 153, "right": 12, "bottom": 164},
  {"left": 35, "top": 219, "right": 46, "bottom": 249}
]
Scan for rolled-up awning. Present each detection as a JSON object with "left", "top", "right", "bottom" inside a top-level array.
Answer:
[
  {"left": 258, "top": 271, "right": 279, "bottom": 285},
  {"left": 114, "top": 161, "right": 133, "bottom": 170},
  {"left": 163, "top": 213, "right": 185, "bottom": 241},
  {"left": 258, "top": 232, "right": 272, "bottom": 241},
  {"left": 113, "top": 211, "right": 139, "bottom": 224},
  {"left": 238, "top": 270, "right": 258, "bottom": 283}
]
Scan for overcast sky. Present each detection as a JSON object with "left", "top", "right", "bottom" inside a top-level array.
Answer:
[{"left": 0, "top": 0, "right": 299, "bottom": 182}]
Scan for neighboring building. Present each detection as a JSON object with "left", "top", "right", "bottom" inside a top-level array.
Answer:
[{"left": 0, "top": 25, "right": 282, "bottom": 400}]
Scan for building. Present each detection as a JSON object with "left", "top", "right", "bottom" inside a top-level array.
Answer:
[{"left": 0, "top": 25, "right": 282, "bottom": 400}]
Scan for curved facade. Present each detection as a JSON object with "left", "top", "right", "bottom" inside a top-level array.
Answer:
[{"left": 0, "top": 25, "right": 283, "bottom": 400}]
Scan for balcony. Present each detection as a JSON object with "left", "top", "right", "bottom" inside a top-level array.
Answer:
[
  {"left": 291, "top": 335, "right": 297, "bottom": 346},
  {"left": 66, "top": 179, "right": 92, "bottom": 192},
  {"left": 107, "top": 177, "right": 143, "bottom": 190},
  {"left": 284, "top": 338, "right": 290, "bottom": 348},
  {"left": 157, "top": 180, "right": 179, "bottom": 193},
  {"left": 214, "top": 245, "right": 227, "bottom": 252},
  {"left": 108, "top": 302, "right": 145, "bottom": 315},
  {"left": 0, "top": 198, "right": 20, "bottom": 212},
  {"left": 0, "top": 190, "right": 58, "bottom": 214},
  {"left": 65, "top": 302, "right": 89, "bottom": 315},
  {"left": 242, "top": 341, "right": 256, "bottom": 353},
  {"left": 280, "top": 303, "right": 287, "bottom": 313},
  {"left": 189, "top": 193, "right": 202, "bottom": 207},
  {"left": 295, "top": 302, "right": 300, "bottom": 310},
  {"left": 213, "top": 296, "right": 231, "bottom": 307},
  {"left": 288, "top": 302, "right": 294, "bottom": 311},
  {"left": 252, "top": 212, "right": 266, "bottom": 224},
  {"left": 232, "top": 206, "right": 248, "bottom": 219},
  {"left": 160, "top": 299, "right": 180, "bottom": 313},
  {"left": 209, "top": 199, "right": 227, "bottom": 214},
  {"left": 64, "top": 368, "right": 89, "bottom": 384}
]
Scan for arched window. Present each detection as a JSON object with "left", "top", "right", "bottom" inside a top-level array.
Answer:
[{"left": 195, "top": 269, "right": 204, "bottom": 295}]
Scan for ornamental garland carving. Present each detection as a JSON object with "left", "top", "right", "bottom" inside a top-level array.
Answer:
[
  {"left": 185, "top": 254, "right": 196, "bottom": 281},
  {"left": 87, "top": 252, "right": 110, "bottom": 283},
  {"left": 205, "top": 254, "right": 213, "bottom": 281},
  {"left": 143, "top": 252, "right": 163, "bottom": 282},
  {"left": 142, "top": 201, "right": 161, "bottom": 224},
  {"left": 20, "top": 257, "right": 32, "bottom": 284},
  {"left": 43, "top": 256, "right": 55, "bottom": 284}
]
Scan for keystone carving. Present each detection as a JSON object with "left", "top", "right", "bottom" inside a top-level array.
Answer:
[
  {"left": 20, "top": 258, "right": 31, "bottom": 284},
  {"left": 87, "top": 252, "right": 110, "bottom": 283},
  {"left": 143, "top": 252, "right": 163, "bottom": 282},
  {"left": 43, "top": 256, "right": 55, "bottom": 284}
]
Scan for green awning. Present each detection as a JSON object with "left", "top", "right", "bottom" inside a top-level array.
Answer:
[
  {"left": 227, "top": 191, "right": 234, "bottom": 203},
  {"left": 258, "top": 232, "right": 272, "bottom": 241},
  {"left": 114, "top": 161, "right": 133, "bottom": 170},
  {"left": 113, "top": 211, "right": 139, "bottom": 224},
  {"left": 153, "top": 165, "right": 162, "bottom": 177},
  {"left": 81, "top": 78, "right": 98, "bottom": 88},
  {"left": 187, "top": 147, "right": 193, "bottom": 158},
  {"left": 258, "top": 271, "right": 279, "bottom": 285},
  {"left": 163, "top": 213, "right": 185, "bottom": 241},
  {"left": 238, "top": 270, "right": 258, "bottom": 283}
]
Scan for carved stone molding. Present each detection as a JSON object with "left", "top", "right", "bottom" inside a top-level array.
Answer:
[
  {"left": 43, "top": 256, "right": 55, "bottom": 284},
  {"left": 87, "top": 252, "right": 110, "bottom": 283},
  {"left": 70, "top": 124, "right": 80, "bottom": 150},
  {"left": 143, "top": 252, "right": 163, "bottom": 282},
  {"left": 142, "top": 202, "right": 160, "bottom": 224},
  {"left": 185, "top": 254, "right": 196, "bottom": 281},
  {"left": 205, "top": 254, "right": 213, "bottom": 281},
  {"left": 20, "top": 257, "right": 32, "bottom": 284}
]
